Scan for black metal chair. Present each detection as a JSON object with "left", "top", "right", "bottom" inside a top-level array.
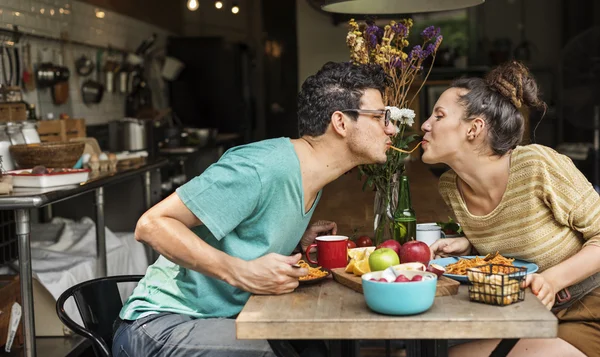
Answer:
[{"left": 55, "top": 275, "right": 144, "bottom": 357}]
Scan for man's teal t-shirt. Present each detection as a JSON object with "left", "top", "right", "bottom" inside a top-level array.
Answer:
[{"left": 119, "top": 138, "right": 321, "bottom": 320}]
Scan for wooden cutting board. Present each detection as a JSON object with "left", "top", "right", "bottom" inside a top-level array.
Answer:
[{"left": 331, "top": 268, "right": 460, "bottom": 297}]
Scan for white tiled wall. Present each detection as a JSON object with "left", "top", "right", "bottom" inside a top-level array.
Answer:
[{"left": 0, "top": 0, "right": 171, "bottom": 125}]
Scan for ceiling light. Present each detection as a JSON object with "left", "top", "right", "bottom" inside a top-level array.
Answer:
[
  {"left": 321, "top": 0, "right": 485, "bottom": 14},
  {"left": 94, "top": 9, "right": 105, "bottom": 18},
  {"left": 231, "top": 4, "right": 240, "bottom": 14},
  {"left": 215, "top": 1, "right": 223, "bottom": 9},
  {"left": 187, "top": 0, "right": 199, "bottom": 11}
]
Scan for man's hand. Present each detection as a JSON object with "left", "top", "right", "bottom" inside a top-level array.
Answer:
[
  {"left": 430, "top": 237, "right": 472, "bottom": 259},
  {"left": 524, "top": 273, "right": 556, "bottom": 309},
  {"left": 231, "top": 253, "right": 308, "bottom": 295},
  {"left": 299, "top": 220, "right": 338, "bottom": 252}
]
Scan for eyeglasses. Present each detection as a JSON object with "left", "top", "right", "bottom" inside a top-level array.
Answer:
[{"left": 340, "top": 109, "right": 391, "bottom": 127}]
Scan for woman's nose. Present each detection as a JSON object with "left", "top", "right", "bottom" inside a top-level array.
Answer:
[{"left": 421, "top": 119, "right": 431, "bottom": 132}]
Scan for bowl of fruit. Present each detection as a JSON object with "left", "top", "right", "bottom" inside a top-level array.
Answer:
[{"left": 362, "top": 269, "right": 437, "bottom": 315}]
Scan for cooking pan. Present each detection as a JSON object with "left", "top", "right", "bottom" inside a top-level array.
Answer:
[
  {"left": 81, "top": 50, "right": 104, "bottom": 104},
  {"left": 75, "top": 55, "right": 94, "bottom": 76}
]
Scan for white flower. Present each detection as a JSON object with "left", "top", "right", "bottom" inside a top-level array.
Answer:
[{"left": 386, "top": 106, "right": 415, "bottom": 127}]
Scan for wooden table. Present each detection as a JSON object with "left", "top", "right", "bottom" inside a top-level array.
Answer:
[{"left": 236, "top": 278, "right": 558, "bottom": 357}]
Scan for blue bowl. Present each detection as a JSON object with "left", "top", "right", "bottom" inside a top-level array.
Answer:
[{"left": 361, "top": 270, "right": 437, "bottom": 315}]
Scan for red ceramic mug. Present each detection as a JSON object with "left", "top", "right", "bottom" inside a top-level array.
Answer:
[{"left": 305, "top": 235, "right": 349, "bottom": 270}]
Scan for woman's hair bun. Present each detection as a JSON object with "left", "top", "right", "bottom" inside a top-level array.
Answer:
[{"left": 485, "top": 61, "right": 545, "bottom": 110}]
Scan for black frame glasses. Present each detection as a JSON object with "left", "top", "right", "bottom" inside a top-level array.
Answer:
[{"left": 340, "top": 109, "right": 391, "bottom": 127}]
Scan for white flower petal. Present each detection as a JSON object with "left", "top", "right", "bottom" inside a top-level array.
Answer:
[{"left": 386, "top": 106, "right": 416, "bottom": 127}]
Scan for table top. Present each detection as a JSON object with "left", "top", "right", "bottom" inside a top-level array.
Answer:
[
  {"left": 236, "top": 278, "right": 558, "bottom": 340},
  {"left": 0, "top": 159, "right": 168, "bottom": 209}
]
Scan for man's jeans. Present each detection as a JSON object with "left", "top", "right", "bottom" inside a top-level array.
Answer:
[{"left": 112, "top": 313, "right": 327, "bottom": 357}]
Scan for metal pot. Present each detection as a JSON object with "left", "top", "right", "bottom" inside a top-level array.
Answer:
[
  {"left": 184, "top": 128, "right": 218, "bottom": 148},
  {"left": 108, "top": 118, "right": 147, "bottom": 152}
]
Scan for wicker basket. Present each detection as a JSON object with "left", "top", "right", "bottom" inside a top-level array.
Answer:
[
  {"left": 9, "top": 142, "right": 85, "bottom": 169},
  {"left": 467, "top": 264, "right": 527, "bottom": 306}
]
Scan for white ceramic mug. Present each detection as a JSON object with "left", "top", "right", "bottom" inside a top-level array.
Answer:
[{"left": 416, "top": 223, "right": 446, "bottom": 246}]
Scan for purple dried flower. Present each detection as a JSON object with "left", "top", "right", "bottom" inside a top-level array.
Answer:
[
  {"left": 388, "top": 56, "right": 404, "bottom": 68},
  {"left": 365, "top": 24, "right": 383, "bottom": 49},
  {"left": 391, "top": 22, "right": 408, "bottom": 38},
  {"left": 423, "top": 43, "right": 435, "bottom": 58},
  {"left": 421, "top": 26, "right": 440, "bottom": 41},
  {"left": 434, "top": 35, "right": 443, "bottom": 49},
  {"left": 409, "top": 45, "right": 422, "bottom": 60}
]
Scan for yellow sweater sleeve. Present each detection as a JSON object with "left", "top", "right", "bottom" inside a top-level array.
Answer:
[{"left": 534, "top": 146, "right": 600, "bottom": 248}]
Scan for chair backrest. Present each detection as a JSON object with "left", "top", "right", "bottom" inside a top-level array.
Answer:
[{"left": 56, "top": 275, "right": 144, "bottom": 357}]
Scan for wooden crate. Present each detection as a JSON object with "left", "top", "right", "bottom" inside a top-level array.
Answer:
[
  {"left": 37, "top": 119, "right": 86, "bottom": 143},
  {"left": 0, "top": 103, "right": 27, "bottom": 123},
  {"left": 0, "top": 275, "right": 23, "bottom": 349}
]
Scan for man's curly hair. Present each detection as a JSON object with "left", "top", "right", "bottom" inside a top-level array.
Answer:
[{"left": 297, "top": 62, "right": 390, "bottom": 137}]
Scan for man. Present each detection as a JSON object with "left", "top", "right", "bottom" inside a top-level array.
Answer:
[{"left": 112, "top": 61, "right": 395, "bottom": 357}]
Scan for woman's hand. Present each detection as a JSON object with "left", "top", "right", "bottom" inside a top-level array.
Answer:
[
  {"left": 524, "top": 273, "right": 556, "bottom": 309},
  {"left": 430, "top": 237, "right": 472, "bottom": 259},
  {"left": 299, "top": 220, "right": 338, "bottom": 252}
]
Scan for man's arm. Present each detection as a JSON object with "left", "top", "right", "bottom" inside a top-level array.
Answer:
[{"left": 135, "top": 192, "right": 308, "bottom": 295}]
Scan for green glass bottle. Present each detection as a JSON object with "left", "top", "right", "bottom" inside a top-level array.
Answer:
[{"left": 393, "top": 175, "right": 416, "bottom": 244}]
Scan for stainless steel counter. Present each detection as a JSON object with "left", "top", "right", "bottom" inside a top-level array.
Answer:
[{"left": 0, "top": 159, "right": 168, "bottom": 357}]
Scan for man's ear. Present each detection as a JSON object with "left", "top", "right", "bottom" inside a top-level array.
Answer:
[
  {"left": 466, "top": 117, "right": 486, "bottom": 140},
  {"left": 331, "top": 111, "right": 348, "bottom": 137}
]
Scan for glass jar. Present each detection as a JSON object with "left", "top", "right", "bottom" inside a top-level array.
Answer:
[
  {"left": 0, "top": 124, "right": 14, "bottom": 171},
  {"left": 6, "top": 122, "right": 26, "bottom": 145},
  {"left": 21, "top": 121, "right": 41, "bottom": 144}
]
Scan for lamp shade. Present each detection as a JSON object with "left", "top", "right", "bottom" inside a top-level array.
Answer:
[{"left": 322, "top": 0, "right": 485, "bottom": 14}]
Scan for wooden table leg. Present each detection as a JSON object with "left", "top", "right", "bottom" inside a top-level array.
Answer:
[
  {"left": 330, "top": 340, "right": 360, "bottom": 357},
  {"left": 407, "top": 340, "right": 448, "bottom": 357},
  {"left": 490, "top": 339, "right": 519, "bottom": 357}
]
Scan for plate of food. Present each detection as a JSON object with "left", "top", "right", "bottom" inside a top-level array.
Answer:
[
  {"left": 295, "top": 260, "right": 331, "bottom": 285},
  {"left": 7, "top": 167, "right": 90, "bottom": 188},
  {"left": 429, "top": 253, "right": 538, "bottom": 283}
]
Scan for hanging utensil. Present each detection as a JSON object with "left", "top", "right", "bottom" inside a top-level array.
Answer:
[
  {"left": 0, "top": 43, "right": 7, "bottom": 86},
  {"left": 52, "top": 37, "right": 70, "bottom": 105},
  {"left": 13, "top": 43, "right": 20, "bottom": 87},
  {"left": 75, "top": 55, "right": 94, "bottom": 77},
  {"left": 7, "top": 45, "right": 15, "bottom": 86},
  {"left": 81, "top": 49, "right": 104, "bottom": 104}
]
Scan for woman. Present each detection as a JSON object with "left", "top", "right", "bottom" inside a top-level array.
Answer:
[{"left": 425, "top": 61, "right": 600, "bottom": 357}]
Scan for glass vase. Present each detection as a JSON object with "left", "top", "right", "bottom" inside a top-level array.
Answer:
[{"left": 373, "top": 174, "right": 400, "bottom": 246}]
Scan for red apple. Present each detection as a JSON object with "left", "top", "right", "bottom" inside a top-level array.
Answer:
[
  {"left": 379, "top": 278, "right": 388, "bottom": 282},
  {"left": 347, "top": 240, "right": 357, "bottom": 249},
  {"left": 376, "top": 239, "right": 402, "bottom": 256},
  {"left": 399, "top": 240, "right": 431, "bottom": 265},
  {"left": 356, "top": 235, "right": 373, "bottom": 247},
  {"left": 411, "top": 275, "right": 423, "bottom": 282},
  {"left": 426, "top": 263, "right": 446, "bottom": 277},
  {"left": 394, "top": 274, "right": 410, "bottom": 282}
]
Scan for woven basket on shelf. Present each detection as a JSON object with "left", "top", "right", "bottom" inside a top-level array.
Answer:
[{"left": 9, "top": 142, "right": 85, "bottom": 169}]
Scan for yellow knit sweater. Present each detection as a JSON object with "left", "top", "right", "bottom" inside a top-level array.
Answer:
[{"left": 439, "top": 144, "right": 600, "bottom": 272}]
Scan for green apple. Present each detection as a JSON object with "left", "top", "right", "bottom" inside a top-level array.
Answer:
[{"left": 368, "top": 248, "right": 400, "bottom": 272}]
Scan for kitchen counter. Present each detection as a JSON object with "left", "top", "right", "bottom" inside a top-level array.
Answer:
[
  {"left": 0, "top": 159, "right": 168, "bottom": 357},
  {"left": 0, "top": 160, "right": 168, "bottom": 209}
]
